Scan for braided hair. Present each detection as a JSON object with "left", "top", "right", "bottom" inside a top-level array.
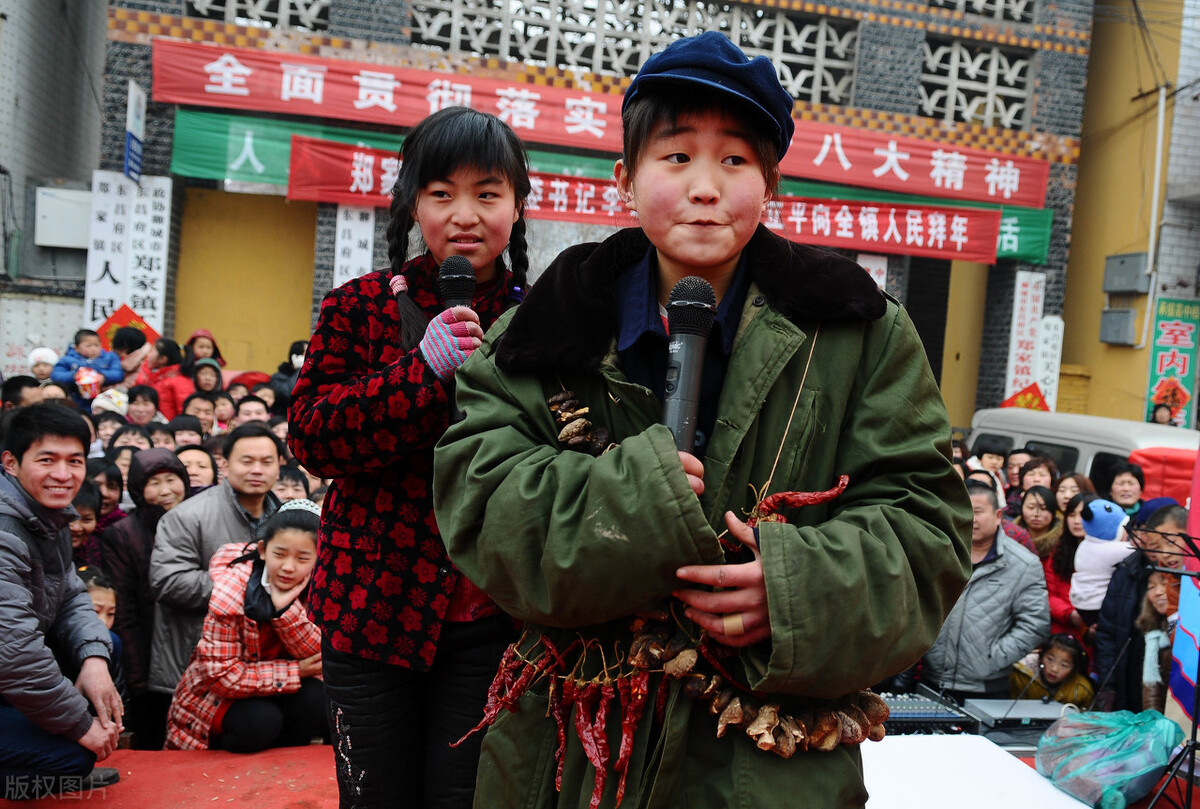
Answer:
[{"left": 386, "top": 106, "right": 532, "bottom": 349}]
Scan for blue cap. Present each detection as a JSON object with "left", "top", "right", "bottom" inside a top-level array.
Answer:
[
  {"left": 1134, "top": 497, "right": 1179, "bottom": 528},
  {"left": 1082, "top": 499, "right": 1130, "bottom": 542},
  {"left": 622, "top": 31, "right": 796, "bottom": 161}
]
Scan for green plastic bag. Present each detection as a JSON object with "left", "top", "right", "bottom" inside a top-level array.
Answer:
[{"left": 1035, "top": 710, "right": 1184, "bottom": 809}]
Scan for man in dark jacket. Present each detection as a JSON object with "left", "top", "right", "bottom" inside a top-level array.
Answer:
[{"left": 0, "top": 404, "right": 123, "bottom": 796}]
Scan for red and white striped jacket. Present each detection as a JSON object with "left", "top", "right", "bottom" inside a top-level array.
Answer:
[{"left": 165, "top": 543, "right": 321, "bottom": 750}]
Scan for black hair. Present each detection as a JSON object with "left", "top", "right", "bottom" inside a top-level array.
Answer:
[
  {"left": 109, "top": 424, "right": 153, "bottom": 450},
  {"left": 211, "top": 390, "right": 235, "bottom": 408},
  {"left": 202, "top": 434, "right": 225, "bottom": 459},
  {"left": 175, "top": 444, "right": 218, "bottom": 482},
  {"left": 222, "top": 420, "right": 286, "bottom": 459},
  {"left": 1151, "top": 403, "right": 1172, "bottom": 421},
  {"left": 971, "top": 435, "right": 1009, "bottom": 460},
  {"left": 154, "top": 338, "right": 182, "bottom": 367},
  {"left": 77, "top": 567, "right": 116, "bottom": 593},
  {"left": 127, "top": 384, "right": 160, "bottom": 409},
  {"left": 147, "top": 422, "right": 175, "bottom": 441},
  {"left": 94, "top": 410, "right": 128, "bottom": 428},
  {"left": 1146, "top": 504, "right": 1189, "bottom": 531},
  {"left": 1019, "top": 456, "right": 1058, "bottom": 489},
  {"left": 2, "top": 403, "right": 91, "bottom": 462},
  {"left": 277, "top": 341, "right": 309, "bottom": 375},
  {"left": 386, "top": 106, "right": 532, "bottom": 349},
  {"left": 1, "top": 376, "right": 42, "bottom": 408},
  {"left": 621, "top": 84, "right": 781, "bottom": 194},
  {"left": 73, "top": 329, "right": 100, "bottom": 345},
  {"left": 964, "top": 479, "right": 1000, "bottom": 509},
  {"left": 276, "top": 464, "right": 310, "bottom": 497},
  {"left": 1020, "top": 485, "right": 1058, "bottom": 518},
  {"left": 261, "top": 505, "right": 320, "bottom": 546},
  {"left": 182, "top": 392, "right": 215, "bottom": 413},
  {"left": 72, "top": 477, "right": 101, "bottom": 515},
  {"left": 1053, "top": 492, "right": 1099, "bottom": 580},
  {"left": 110, "top": 327, "right": 147, "bottom": 354},
  {"left": 104, "top": 444, "right": 139, "bottom": 465},
  {"left": 87, "top": 458, "right": 124, "bottom": 495},
  {"left": 235, "top": 394, "right": 269, "bottom": 416},
  {"left": 1108, "top": 461, "right": 1145, "bottom": 490},
  {"left": 1040, "top": 633, "right": 1086, "bottom": 676}
]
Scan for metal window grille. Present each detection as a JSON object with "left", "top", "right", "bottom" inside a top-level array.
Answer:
[
  {"left": 927, "top": 0, "right": 1035, "bottom": 23},
  {"left": 919, "top": 38, "right": 1030, "bottom": 129},
  {"left": 186, "top": 0, "right": 331, "bottom": 31},
  {"left": 408, "top": 0, "right": 857, "bottom": 106}
]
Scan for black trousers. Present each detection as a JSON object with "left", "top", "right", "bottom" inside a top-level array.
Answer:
[
  {"left": 322, "top": 614, "right": 515, "bottom": 809},
  {"left": 211, "top": 678, "right": 329, "bottom": 753}
]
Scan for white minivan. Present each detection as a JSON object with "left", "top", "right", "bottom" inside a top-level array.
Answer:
[{"left": 967, "top": 408, "right": 1199, "bottom": 504}]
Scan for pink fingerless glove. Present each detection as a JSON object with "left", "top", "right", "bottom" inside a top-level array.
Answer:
[{"left": 419, "top": 309, "right": 476, "bottom": 380}]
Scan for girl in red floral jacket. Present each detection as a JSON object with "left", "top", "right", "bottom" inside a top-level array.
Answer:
[
  {"left": 165, "top": 500, "right": 326, "bottom": 752},
  {"left": 289, "top": 106, "right": 529, "bottom": 809}
]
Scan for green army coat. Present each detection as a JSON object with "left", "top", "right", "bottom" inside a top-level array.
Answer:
[{"left": 434, "top": 226, "right": 972, "bottom": 809}]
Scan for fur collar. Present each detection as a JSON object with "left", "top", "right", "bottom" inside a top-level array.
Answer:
[{"left": 496, "top": 226, "right": 886, "bottom": 373}]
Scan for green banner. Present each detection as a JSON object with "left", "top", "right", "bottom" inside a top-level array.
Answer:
[
  {"left": 171, "top": 108, "right": 1050, "bottom": 262},
  {"left": 1145, "top": 297, "right": 1200, "bottom": 428}
]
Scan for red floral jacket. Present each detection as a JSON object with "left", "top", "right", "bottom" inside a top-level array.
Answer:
[
  {"left": 288, "top": 254, "right": 517, "bottom": 670},
  {"left": 165, "top": 543, "right": 321, "bottom": 750}
]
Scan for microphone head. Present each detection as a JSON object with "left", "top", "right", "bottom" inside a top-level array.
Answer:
[
  {"left": 438, "top": 255, "right": 476, "bottom": 308},
  {"left": 666, "top": 276, "right": 717, "bottom": 338}
]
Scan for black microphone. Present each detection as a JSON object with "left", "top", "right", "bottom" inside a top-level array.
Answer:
[
  {"left": 438, "top": 255, "right": 476, "bottom": 308},
  {"left": 662, "top": 277, "right": 717, "bottom": 453}
]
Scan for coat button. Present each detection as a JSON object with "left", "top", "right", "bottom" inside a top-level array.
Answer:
[{"left": 752, "top": 295, "right": 766, "bottom": 307}]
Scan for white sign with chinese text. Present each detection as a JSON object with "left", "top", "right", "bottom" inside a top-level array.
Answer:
[
  {"left": 333, "top": 205, "right": 376, "bottom": 288},
  {"left": 84, "top": 171, "right": 172, "bottom": 332},
  {"left": 1004, "top": 270, "right": 1045, "bottom": 399},
  {"left": 1035, "top": 315, "right": 1064, "bottom": 411},
  {"left": 856, "top": 253, "right": 889, "bottom": 289}
]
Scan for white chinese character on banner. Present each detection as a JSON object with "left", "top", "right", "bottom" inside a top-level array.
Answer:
[
  {"left": 812, "top": 204, "right": 831, "bottom": 236},
  {"left": 834, "top": 205, "right": 855, "bottom": 238},
  {"left": 998, "top": 216, "right": 1021, "bottom": 253},
  {"left": 204, "top": 54, "right": 252, "bottom": 96},
  {"left": 882, "top": 209, "right": 903, "bottom": 242},
  {"left": 985, "top": 158, "right": 1021, "bottom": 199},
  {"left": 565, "top": 98, "right": 607, "bottom": 137},
  {"left": 280, "top": 64, "right": 327, "bottom": 104},
  {"left": 229, "top": 131, "right": 266, "bottom": 173},
  {"left": 601, "top": 184, "right": 624, "bottom": 215},
  {"left": 950, "top": 214, "right": 969, "bottom": 250},
  {"left": 427, "top": 80, "right": 472, "bottom": 113},
  {"left": 813, "top": 133, "right": 852, "bottom": 170},
  {"left": 496, "top": 87, "right": 541, "bottom": 129},
  {"left": 526, "top": 177, "right": 543, "bottom": 211},
  {"left": 927, "top": 212, "right": 947, "bottom": 249},
  {"left": 548, "top": 179, "right": 569, "bottom": 212},
  {"left": 575, "top": 183, "right": 596, "bottom": 215},
  {"left": 380, "top": 157, "right": 400, "bottom": 196},
  {"left": 787, "top": 202, "right": 808, "bottom": 234},
  {"left": 858, "top": 207, "right": 880, "bottom": 241},
  {"left": 930, "top": 149, "right": 967, "bottom": 190},
  {"left": 872, "top": 141, "right": 911, "bottom": 181},
  {"left": 353, "top": 71, "right": 401, "bottom": 112},
  {"left": 350, "top": 152, "right": 375, "bottom": 194},
  {"left": 763, "top": 201, "right": 784, "bottom": 230},
  {"left": 905, "top": 210, "right": 924, "bottom": 246}
]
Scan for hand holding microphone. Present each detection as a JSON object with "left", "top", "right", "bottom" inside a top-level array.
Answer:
[
  {"left": 663, "top": 276, "right": 717, "bottom": 453},
  {"left": 418, "top": 256, "right": 482, "bottom": 380}
]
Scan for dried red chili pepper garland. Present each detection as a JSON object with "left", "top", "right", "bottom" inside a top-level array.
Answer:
[{"left": 448, "top": 390, "right": 892, "bottom": 806}]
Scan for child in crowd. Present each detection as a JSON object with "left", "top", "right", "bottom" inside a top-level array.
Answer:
[
  {"left": 175, "top": 444, "right": 218, "bottom": 491},
  {"left": 165, "top": 501, "right": 327, "bottom": 752},
  {"left": 271, "top": 464, "right": 309, "bottom": 503},
  {"left": 1137, "top": 571, "right": 1181, "bottom": 712},
  {"left": 92, "top": 410, "right": 127, "bottom": 456},
  {"left": 1017, "top": 485, "right": 1061, "bottom": 559},
  {"left": 147, "top": 423, "right": 176, "bottom": 450},
  {"left": 268, "top": 416, "right": 291, "bottom": 460},
  {"left": 226, "top": 382, "right": 249, "bottom": 403},
  {"left": 126, "top": 385, "right": 163, "bottom": 427},
  {"left": 51, "top": 329, "right": 125, "bottom": 407},
  {"left": 1047, "top": 492, "right": 1098, "bottom": 647},
  {"left": 182, "top": 393, "right": 216, "bottom": 437},
  {"left": 104, "top": 446, "right": 139, "bottom": 510},
  {"left": 191, "top": 358, "right": 225, "bottom": 396},
  {"left": 212, "top": 392, "right": 236, "bottom": 432},
  {"left": 1009, "top": 634, "right": 1094, "bottom": 708},
  {"left": 110, "top": 326, "right": 150, "bottom": 389},
  {"left": 109, "top": 424, "right": 152, "bottom": 451},
  {"left": 28, "top": 347, "right": 58, "bottom": 381},
  {"left": 1072, "top": 498, "right": 1136, "bottom": 637},
  {"left": 76, "top": 568, "right": 130, "bottom": 706},
  {"left": 166, "top": 415, "right": 204, "bottom": 447},
  {"left": 202, "top": 435, "right": 227, "bottom": 481},
  {"left": 250, "top": 383, "right": 276, "bottom": 414},
  {"left": 289, "top": 104, "right": 533, "bottom": 807},
  {"left": 100, "top": 447, "right": 192, "bottom": 750},
  {"left": 178, "top": 329, "right": 226, "bottom": 378},
  {"left": 433, "top": 33, "right": 970, "bottom": 808},
  {"left": 69, "top": 479, "right": 102, "bottom": 570},
  {"left": 87, "top": 458, "right": 126, "bottom": 534}
]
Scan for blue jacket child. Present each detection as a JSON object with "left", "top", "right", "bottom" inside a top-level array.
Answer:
[{"left": 51, "top": 330, "right": 125, "bottom": 407}]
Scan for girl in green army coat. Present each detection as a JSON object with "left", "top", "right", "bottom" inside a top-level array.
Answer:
[{"left": 434, "top": 31, "right": 972, "bottom": 809}]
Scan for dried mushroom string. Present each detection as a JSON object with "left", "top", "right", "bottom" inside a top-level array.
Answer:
[{"left": 454, "top": 332, "right": 886, "bottom": 806}]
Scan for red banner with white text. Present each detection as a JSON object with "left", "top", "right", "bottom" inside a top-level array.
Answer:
[
  {"left": 154, "top": 38, "right": 1048, "bottom": 209},
  {"left": 288, "top": 135, "right": 1001, "bottom": 262}
]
